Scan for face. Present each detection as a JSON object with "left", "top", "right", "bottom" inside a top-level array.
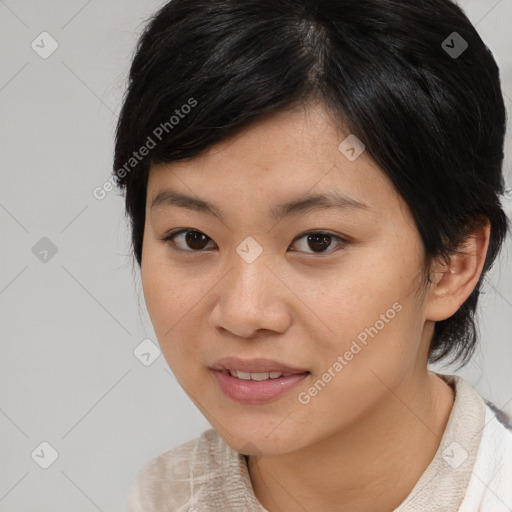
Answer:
[{"left": 141, "top": 102, "right": 433, "bottom": 455}]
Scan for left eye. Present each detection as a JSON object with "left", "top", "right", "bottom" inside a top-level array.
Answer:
[
  {"left": 161, "top": 229, "right": 348, "bottom": 254},
  {"left": 290, "top": 231, "right": 348, "bottom": 254}
]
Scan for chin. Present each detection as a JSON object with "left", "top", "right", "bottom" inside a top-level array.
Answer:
[{"left": 211, "top": 417, "right": 304, "bottom": 457}]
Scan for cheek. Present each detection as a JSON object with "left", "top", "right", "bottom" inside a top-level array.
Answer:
[
  {"left": 141, "top": 252, "right": 198, "bottom": 360},
  {"left": 141, "top": 255, "right": 172, "bottom": 331},
  {"left": 309, "top": 250, "right": 419, "bottom": 345},
  {"left": 142, "top": 234, "right": 193, "bottom": 324},
  {"left": 303, "top": 251, "right": 426, "bottom": 401},
  {"left": 292, "top": 303, "right": 421, "bottom": 440},
  {"left": 140, "top": 246, "right": 226, "bottom": 388}
]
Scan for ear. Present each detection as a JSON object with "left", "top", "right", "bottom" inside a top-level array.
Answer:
[{"left": 425, "top": 218, "right": 491, "bottom": 322}]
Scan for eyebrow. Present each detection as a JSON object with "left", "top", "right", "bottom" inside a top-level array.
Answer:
[{"left": 151, "top": 189, "right": 371, "bottom": 222}]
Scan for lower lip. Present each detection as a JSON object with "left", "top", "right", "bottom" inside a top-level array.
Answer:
[{"left": 211, "top": 369, "right": 309, "bottom": 404}]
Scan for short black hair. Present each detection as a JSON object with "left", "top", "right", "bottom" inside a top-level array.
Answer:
[{"left": 113, "top": 0, "right": 509, "bottom": 367}]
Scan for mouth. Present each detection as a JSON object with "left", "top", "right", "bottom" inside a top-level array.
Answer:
[
  {"left": 210, "top": 357, "right": 310, "bottom": 404},
  {"left": 224, "top": 369, "right": 303, "bottom": 380},
  {"left": 210, "top": 356, "right": 309, "bottom": 375}
]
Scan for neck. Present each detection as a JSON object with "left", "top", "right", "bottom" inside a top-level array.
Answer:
[{"left": 247, "top": 370, "right": 455, "bottom": 512}]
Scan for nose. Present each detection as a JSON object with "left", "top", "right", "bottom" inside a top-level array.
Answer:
[{"left": 209, "top": 253, "right": 292, "bottom": 339}]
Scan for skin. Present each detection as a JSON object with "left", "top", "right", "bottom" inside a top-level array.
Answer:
[{"left": 141, "top": 101, "right": 491, "bottom": 512}]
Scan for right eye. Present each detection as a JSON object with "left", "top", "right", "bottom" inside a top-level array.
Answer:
[{"left": 161, "top": 229, "right": 217, "bottom": 253}]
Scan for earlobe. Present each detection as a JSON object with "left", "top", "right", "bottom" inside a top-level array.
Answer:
[{"left": 425, "top": 220, "right": 491, "bottom": 322}]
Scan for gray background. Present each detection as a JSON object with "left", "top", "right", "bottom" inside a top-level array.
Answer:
[{"left": 0, "top": 1, "right": 511, "bottom": 511}]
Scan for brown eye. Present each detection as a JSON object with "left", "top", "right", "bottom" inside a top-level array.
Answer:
[
  {"left": 163, "top": 229, "right": 215, "bottom": 252},
  {"left": 289, "top": 231, "right": 348, "bottom": 254}
]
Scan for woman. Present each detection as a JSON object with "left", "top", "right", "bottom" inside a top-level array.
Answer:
[{"left": 114, "top": 0, "right": 512, "bottom": 510}]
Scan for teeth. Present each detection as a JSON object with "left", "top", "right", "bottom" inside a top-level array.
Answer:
[
  {"left": 249, "top": 372, "right": 270, "bottom": 381},
  {"left": 228, "top": 370, "right": 287, "bottom": 380}
]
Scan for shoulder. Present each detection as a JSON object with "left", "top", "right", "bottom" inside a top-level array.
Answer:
[
  {"left": 125, "top": 429, "right": 224, "bottom": 512},
  {"left": 459, "top": 397, "right": 512, "bottom": 511},
  {"left": 479, "top": 400, "right": 512, "bottom": 472},
  {"left": 480, "top": 398, "right": 512, "bottom": 466}
]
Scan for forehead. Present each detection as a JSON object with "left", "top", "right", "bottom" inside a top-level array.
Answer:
[{"left": 146, "top": 103, "right": 403, "bottom": 221}]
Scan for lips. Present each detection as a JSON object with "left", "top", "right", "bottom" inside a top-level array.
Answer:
[
  {"left": 209, "top": 357, "right": 311, "bottom": 404},
  {"left": 211, "top": 368, "right": 310, "bottom": 404},
  {"left": 210, "top": 356, "right": 309, "bottom": 375}
]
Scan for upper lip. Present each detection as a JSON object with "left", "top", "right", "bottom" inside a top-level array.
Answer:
[{"left": 210, "top": 357, "right": 309, "bottom": 374}]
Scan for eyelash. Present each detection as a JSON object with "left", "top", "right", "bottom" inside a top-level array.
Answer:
[{"left": 160, "top": 228, "right": 350, "bottom": 256}]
